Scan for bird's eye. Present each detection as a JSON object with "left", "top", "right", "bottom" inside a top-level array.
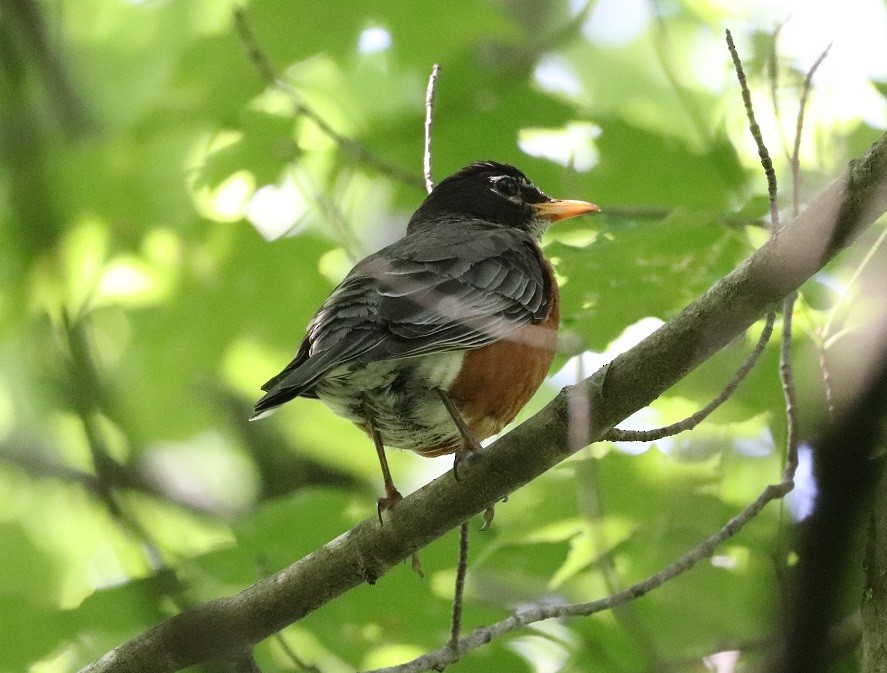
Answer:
[{"left": 494, "top": 177, "right": 520, "bottom": 198}]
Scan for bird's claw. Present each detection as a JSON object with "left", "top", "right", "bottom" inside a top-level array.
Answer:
[
  {"left": 481, "top": 505, "right": 496, "bottom": 531},
  {"left": 377, "top": 488, "right": 404, "bottom": 524}
]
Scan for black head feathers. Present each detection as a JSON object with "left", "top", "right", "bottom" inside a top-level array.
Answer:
[{"left": 407, "top": 161, "right": 552, "bottom": 235}]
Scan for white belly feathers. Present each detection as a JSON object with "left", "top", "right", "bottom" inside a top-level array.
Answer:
[{"left": 314, "top": 351, "right": 467, "bottom": 452}]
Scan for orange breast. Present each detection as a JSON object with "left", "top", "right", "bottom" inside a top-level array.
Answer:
[{"left": 444, "top": 257, "right": 559, "bottom": 446}]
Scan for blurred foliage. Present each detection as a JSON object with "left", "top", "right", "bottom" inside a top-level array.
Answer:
[{"left": 1, "top": 0, "right": 885, "bottom": 671}]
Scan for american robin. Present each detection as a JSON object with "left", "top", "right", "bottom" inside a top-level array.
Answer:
[{"left": 252, "top": 161, "right": 598, "bottom": 514}]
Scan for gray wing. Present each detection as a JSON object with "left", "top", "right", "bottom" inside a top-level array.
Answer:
[{"left": 253, "top": 223, "right": 551, "bottom": 414}]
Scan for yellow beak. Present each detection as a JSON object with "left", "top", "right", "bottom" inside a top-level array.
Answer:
[{"left": 532, "top": 199, "right": 600, "bottom": 222}]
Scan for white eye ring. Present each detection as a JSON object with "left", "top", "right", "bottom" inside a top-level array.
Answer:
[{"left": 493, "top": 176, "right": 520, "bottom": 198}]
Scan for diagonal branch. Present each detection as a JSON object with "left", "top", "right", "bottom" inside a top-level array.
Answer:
[{"left": 80, "top": 129, "right": 887, "bottom": 673}]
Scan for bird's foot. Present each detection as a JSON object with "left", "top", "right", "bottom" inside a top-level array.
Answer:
[
  {"left": 464, "top": 432, "right": 483, "bottom": 454},
  {"left": 481, "top": 505, "right": 496, "bottom": 531},
  {"left": 452, "top": 440, "right": 481, "bottom": 483},
  {"left": 480, "top": 496, "right": 509, "bottom": 530},
  {"left": 376, "top": 487, "right": 403, "bottom": 525}
]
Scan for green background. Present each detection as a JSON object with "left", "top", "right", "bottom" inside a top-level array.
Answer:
[{"left": 1, "top": 0, "right": 884, "bottom": 671}]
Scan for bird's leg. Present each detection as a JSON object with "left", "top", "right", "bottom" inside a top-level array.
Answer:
[
  {"left": 434, "top": 387, "right": 482, "bottom": 482},
  {"left": 362, "top": 399, "right": 424, "bottom": 575},
  {"left": 481, "top": 506, "right": 496, "bottom": 531},
  {"left": 361, "top": 398, "right": 402, "bottom": 523},
  {"left": 434, "top": 388, "right": 498, "bottom": 528}
]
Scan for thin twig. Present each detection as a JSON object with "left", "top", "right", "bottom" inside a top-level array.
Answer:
[
  {"left": 780, "top": 293, "right": 800, "bottom": 475},
  {"left": 821, "top": 223, "right": 887, "bottom": 341},
  {"left": 423, "top": 64, "right": 440, "bottom": 194},
  {"left": 601, "top": 206, "right": 765, "bottom": 229},
  {"left": 252, "top": 559, "right": 320, "bottom": 672},
  {"left": 791, "top": 44, "right": 832, "bottom": 217},
  {"left": 419, "top": 56, "right": 470, "bottom": 657},
  {"left": 0, "top": 445, "right": 223, "bottom": 518},
  {"left": 231, "top": 7, "right": 423, "bottom": 190},
  {"left": 0, "top": 447, "right": 106, "bottom": 493},
  {"left": 449, "top": 522, "right": 470, "bottom": 654},
  {"left": 62, "top": 313, "right": 255, "bottom": 673},
  {"left": 767, "top": 25, "right": 779, "bottom": 120},
  {"left": 767, "top": 22, "right": 792, "bottom": 162},
  {"left": 788, "top": 44, "right": 831, "bottom": 433},
  {"left": 728, "top": 28, "right": 796, "bottom": 473},
  {"left": 649, "top": 0, "right": 711, "bottom": 144},
  {"left": 813, "top": 332, "right": 836, "bottom": 417},
  {"left": 304, "top": 185, "right": 365, "bottom": 261},
  {"left": 726, "top": 29, "right": 780, "bottom": 233},
  {"left": 606, "top": 311, "right": 775, "bottom": 442},
  {"left": 781, "top": 45, "right": 831, "bottom": 480},
  {"left": 580, "top": 457, "right": 665, "bottom": 667},
  {"left": 727, "top": 30, "right": 804, "bottom": 585},
  {"left": 367, "top": 479, "right": 794, "bottom": 673},
  {"left": 232, "top": 653, "right": 262, "bottom": 673},
  {"left": 274, "top": 634, "right": 320, "bottom": 673},
  {"left": 422, "top": 58, "right": 470, "bottom": 660},
  {"left": 61, "top": 312, "right": 165, "bottom": 567}
]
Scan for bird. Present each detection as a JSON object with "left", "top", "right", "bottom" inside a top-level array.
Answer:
[{"left": 252, "top": 161, "right": 598, "bottom": 516}]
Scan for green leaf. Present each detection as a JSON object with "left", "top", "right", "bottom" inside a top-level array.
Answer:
[{"left": 554, "top": 211, "right": 751, "bottom": 348}]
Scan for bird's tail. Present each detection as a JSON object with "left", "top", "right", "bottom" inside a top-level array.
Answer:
[{"left": 251, "top": 382, "right": 303, "bottom": 420}]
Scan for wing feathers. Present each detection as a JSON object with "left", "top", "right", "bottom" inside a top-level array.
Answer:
[{"left": 256, "top": 223, "right": 551, "bottom": 407}]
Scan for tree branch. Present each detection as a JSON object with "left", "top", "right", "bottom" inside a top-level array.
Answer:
[
  {"left": 4, "top": 0, "right": 96, "bottom": 136},
  {"left": 726, "top": 29, "right": 779, "bottom": 233},
  {"left": 232, "top": 7, "right": 423, "bottom": 191},
  {"left": 80, "top": 129, "right": 887, "bottom": 673},
  {"left": 605, "top": 312, "right": 774, "bottom": 442},
  {"left": 371, "top": 479, "right": 794, "bottom": 673},
  {"left": 423, "top": 63, "right": 440, "bottom": 194}
]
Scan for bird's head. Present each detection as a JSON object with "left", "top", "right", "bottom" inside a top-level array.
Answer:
[{"left": 407, "top": 161, "right": 599, "bottom": 238}]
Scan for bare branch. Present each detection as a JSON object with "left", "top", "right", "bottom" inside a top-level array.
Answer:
[
  {"left": 231, "top": 653, "right": 262, "bottom": 673},
  {"left": 789, "top": 44, "right": 832, "bottom": 436},
  {"left": 609, "top": 31, "right": 782, "bottom": 445},
  {"left": 231, "top": 7, "right": 423, "bottom": 190},
  {"left": 726, "top": 29, "right": 780, "bottom": 233},
  {"left": 779, "top": 292, "right": 801, "bottom": 470},
  {"left": 0, "top": 445, "right": 225, "bottom": 518},
  {"left": 580, "top": 455, "right": 665, "bottom": 665},
  {"left": 369, "top": 479, "right": 794, "bottom": 673},
  {"left": 423, "top": 64, "right": 440, "bottom": 194},
  {"left": 606, "top": 311, "right": 775, "bottom": 442},
  {"left": 449, "top": 522, "right": 470, "bottom": 654},
  {"left": 730, "top": 30, "right": 806, "bottom": 481},
  {"left": 822, "top": 223, "right": 887, "bottom": 340},
  {"left": 815, "top": 336, "right": 836, "bottom": 418},
  {"left": 791, "top": 44, "right": 832, "bottom": 217},
  {"left": 767, "top": 22, "right": 791, "bottom": 161},
  {"left": 273, "top": 634, "right": 319, "bottom": 673},
  {"left": 602, "top": 206, "right": 766, "bottom": 229},
  {"left": 772, "top": 347, "right": 887, "bottom": 673},
  {"left": 782, "top": 45, "right": 830, "bottom": 478}
]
